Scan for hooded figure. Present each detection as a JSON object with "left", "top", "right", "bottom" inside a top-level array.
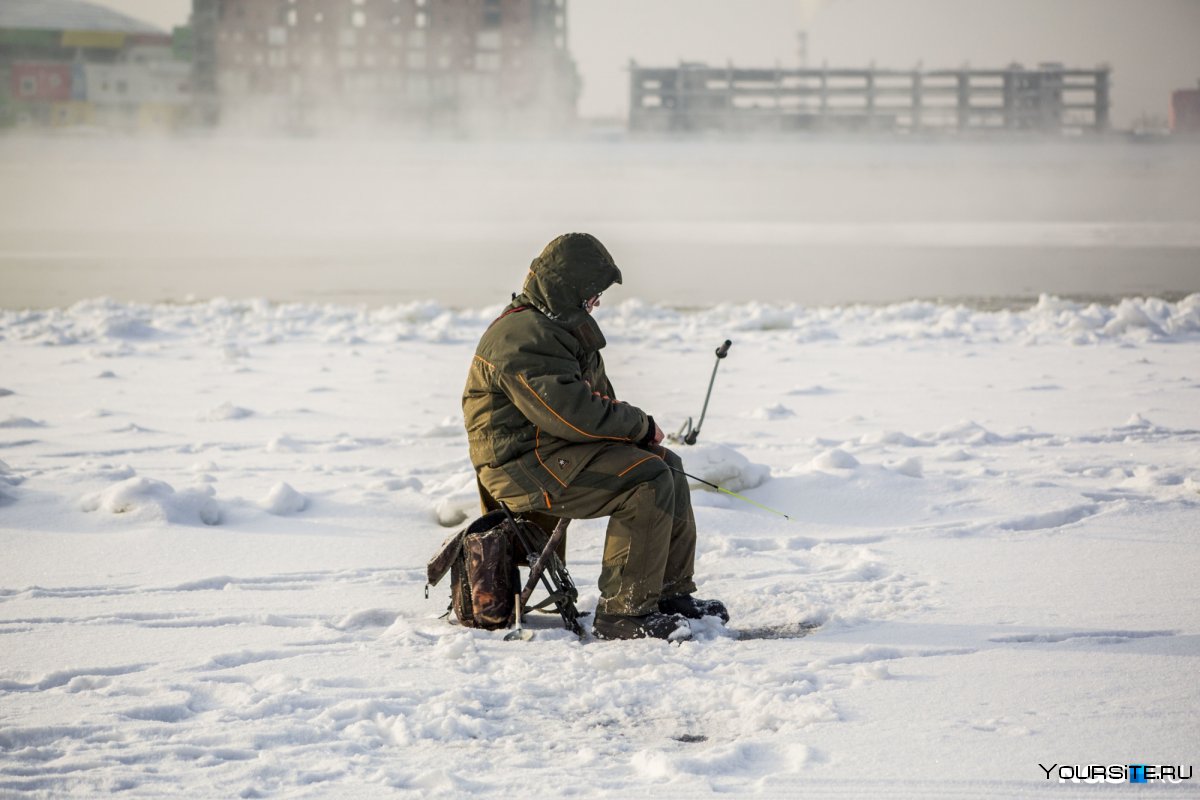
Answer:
[{"left": 463, "top": 233, "right": 728, "bottom": 640}]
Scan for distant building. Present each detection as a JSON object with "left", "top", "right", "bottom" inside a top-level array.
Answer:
[
  {"left": 191, "top": 0, "right": 579, "bottom": 134},
  {"left": 629, "top": 62, "right": 1111, "bottom": 137},
  {"left": 1170, "top": 82, "right": 1200, "bottom": 135},
  {"left": 0, "top": 0, "right": 191, "bottom": 131}
]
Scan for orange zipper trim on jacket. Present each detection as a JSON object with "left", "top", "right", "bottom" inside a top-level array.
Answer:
[
  {"left": 618, "top": 454, "right": 660, "bottom": 477},
  {"left": 518, "top": 374, "right": 633, "bottom": 442}
]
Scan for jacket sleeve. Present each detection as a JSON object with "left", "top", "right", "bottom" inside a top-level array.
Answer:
[
  {"left": 497, "top": 332, "right": 649, "bottom": 444},
  {"left": 593, "top": 352, "right": 619, "bottom": 402}
]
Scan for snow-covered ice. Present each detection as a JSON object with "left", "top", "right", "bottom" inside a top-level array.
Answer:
[{"left": 1, "top": 294, "right": 1198, "bottom": 797}]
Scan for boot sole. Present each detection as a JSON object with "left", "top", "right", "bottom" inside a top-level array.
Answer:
[{"left": 592, "top": 618, "right": 692, "bottom": 642}]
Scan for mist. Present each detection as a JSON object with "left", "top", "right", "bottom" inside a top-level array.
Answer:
[
  {"left": 3, "top": 0, "right": 1200, "bottom": 309},
  {"left": 2, "top": 134, "right": 1197, "bottom": 309}
]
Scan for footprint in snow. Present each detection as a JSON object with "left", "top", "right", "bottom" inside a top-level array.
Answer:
[
  {"left": 996, "top": 503, "right": 1101, "bottom": 531},
  {"left": 990, "top": 629, "right": 1175, "bottom": 645}
]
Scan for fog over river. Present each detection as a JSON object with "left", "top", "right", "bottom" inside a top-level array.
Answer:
[{"left": 2, "top": 136, "right": 1197, "bottom": 309}]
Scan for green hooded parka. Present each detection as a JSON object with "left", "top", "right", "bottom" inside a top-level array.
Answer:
[
  {"left": 462, "top": 233, "right": 698, "bottom": 615},
  {"left": 463, "top": 232, "right": 650, "bottom": 509}
]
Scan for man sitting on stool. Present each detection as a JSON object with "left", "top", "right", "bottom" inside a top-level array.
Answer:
[{"left": 462, "top": 232, "right": 729, "bottom": 641}]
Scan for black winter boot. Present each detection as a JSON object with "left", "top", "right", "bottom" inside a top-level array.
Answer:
[
  {"left": 658, "top": 594, "right": 730, "bottom": 623},
  {"left": 593, "top": 611, "right": 692, "bottom": 641}
]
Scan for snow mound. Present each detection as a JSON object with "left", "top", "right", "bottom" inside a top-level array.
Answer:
[
  {"left": 70, "top": 461, "right": 136, "bottom": 482},
  {"left": 370, "top": 476, "right": 422, "bottom": 492},
  {"left": 787, "top": 385, "right": 832, "bottom": 396},
  {"left": 201, "top": 401, "right": 254, "bottom": 421},
  {"left": 680, "top": 443, "right": 770, "bottom": 492},
  {"left": 0, "top": 459, "right": 18, "bottom": 507},
  {"left": 4, "top": 294, "right": 1198, "bottom": 350},
  {"left": 935, "top": 420, "right": 1001, "bottom": 445},
  {"left": 266, "top": 434, "right": 306, "bottom": 453},
  {"left": 99, "top": 315, "right": 161, "bottom": 340},
  {"left": 750, "top": 403, "right": 795, "bottom": 420},
  {"left": 334, "top": 608, "right": 402, "bottom": 630},
  {"left": 429, "top": 472, "right": 480, "bottom": 527},
  {"left": 260, "top": 482, "right": 308, "bottom": 515},
  {"left": 1122, "top": 412, "right": 1152, "bottom": 429},
  {"left": 891, "top": 456, "right": 924, "bottom": 478},
  {"left": 0, "top": 415, "right": 43, "bottom": 428},
  {"left": 0, "top": 459, "right": 20, "bottom": 486},
  {"left": 812, "top": 448, "right": 860, "bottom": 470},
  {"left": 81, "top": 477, "right": 221, "bottom": 525},
  {"left": 860, "top": 430, "right": 926, "bottom": 447}
]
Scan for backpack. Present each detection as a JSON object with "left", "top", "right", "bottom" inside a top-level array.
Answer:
[
  {"left": 426, "top": 508, "right": 584, "bottom": 635},
  {"left": 426, "top": 510, "right": 527, "bottom": 630}
]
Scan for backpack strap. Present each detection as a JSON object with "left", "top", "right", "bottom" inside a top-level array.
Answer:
[{"left": 425, "top": 528, "right": 464, "bottom": 593}]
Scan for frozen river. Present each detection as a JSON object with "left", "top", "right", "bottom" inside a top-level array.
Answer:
[{"left": 2, "top": 135, "right": 1197, "bottom": 309}]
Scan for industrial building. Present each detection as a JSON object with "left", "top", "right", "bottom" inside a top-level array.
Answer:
[
  {"left": 191, "top": 0, "right": 579, "bottom": 133},
  {"left": 629, "top": 62, "right": 1112, "bottom": 136},
  {"left": 1170, "top": 82, "right": 1200, "bottom": 136},
  {"left": 0, "top": 0, "right": 191, "bottom": 131}
]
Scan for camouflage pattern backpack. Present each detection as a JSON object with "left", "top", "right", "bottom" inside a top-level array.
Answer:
[{"left": 426, "top": 510, "right": 523, "bottom": 630}]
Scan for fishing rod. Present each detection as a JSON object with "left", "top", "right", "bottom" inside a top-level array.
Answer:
[
  {"left": 667, "top": 464, "right": 792, "bottom": 520},
  {"left": 662, "top": 338, "right": 791, "bottom": 518}
]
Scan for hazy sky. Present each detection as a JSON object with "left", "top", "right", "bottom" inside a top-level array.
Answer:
[{"left": 96, "top": 0, "right": 1200, "bottom": 126}]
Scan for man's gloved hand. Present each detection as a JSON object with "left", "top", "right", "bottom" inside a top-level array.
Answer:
[{"left": 639, "top": 415, "right": 664, "bottom": 448}]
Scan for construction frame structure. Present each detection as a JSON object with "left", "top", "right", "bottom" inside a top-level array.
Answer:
[{"left": 629, "top": 62, "right": 1111, "bottom": 136}]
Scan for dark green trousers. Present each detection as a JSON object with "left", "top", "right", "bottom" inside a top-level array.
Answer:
[{"left": 504, "top": 444, "right": 698, "bottom": 615}]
